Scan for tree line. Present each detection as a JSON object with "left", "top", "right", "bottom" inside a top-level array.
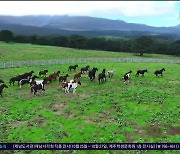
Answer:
[{"left": 0, "top": 30, "right": 179, "bottom": 56}]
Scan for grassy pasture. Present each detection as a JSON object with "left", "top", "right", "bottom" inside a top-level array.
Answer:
[
  {"left": 0, "top": 41, "right": 179, "bottom": 62},
  {"left": 0, "top": 42, "right": 180, "bottom": 153},
  {"left": 0, "top": 62, "right": 179, "bottom": 145}
]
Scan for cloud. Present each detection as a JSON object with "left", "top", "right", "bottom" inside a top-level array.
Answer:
[{"left": 0, "top": 1, "right": 178, "bottom": 17}]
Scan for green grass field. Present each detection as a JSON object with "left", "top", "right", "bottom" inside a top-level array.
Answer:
[
  {"left": 0, "top": 42, "right": 180, "bottom": 153},
  {"left": 0, "top": 62, "right": 179, "bottom": 143},
  {"left": 0, "top": 41, "right": 179, "bottom": 62}
]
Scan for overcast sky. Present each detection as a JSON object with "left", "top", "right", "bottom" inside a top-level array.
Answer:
[{"left": 0, "top": 1, "right": 179, "bottom": 27}]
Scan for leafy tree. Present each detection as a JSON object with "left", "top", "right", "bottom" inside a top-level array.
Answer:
[
  {"left": 135, "top": 36, "right": 153, "bottom": 56},
  {"left": 68, "top": 35, "right": 87, "bottom": 49},
  {"left": 51, "top": 36, "right": 68, "bottom": 47},
  {"left": 29, "top": 35, "right": 37, "bottom": 44},
  {"left": 14, "top": 35, "right": 28, "bottom": 43},
  {"left": 0, "top": 30, "right": 14, "bottom": 43},
  {"left": 36, "top": 36, "right": 51, "bottom": 45},
  {"left": 168, "top": 40, "right": 180, "bottom": 55}
]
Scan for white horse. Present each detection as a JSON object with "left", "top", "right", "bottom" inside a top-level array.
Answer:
[{"left": 62, "top": 80, "right": 81, "bottom": 93}]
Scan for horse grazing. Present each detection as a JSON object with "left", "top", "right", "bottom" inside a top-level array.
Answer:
[
  {"left": 81, "top": 66, "right": 90, "bottom": 74},
  {"left": 123, "top": 70, "right": 132, "bottom": 84},
  {"left": 0, "top": 79, "right": 4, "bottom": 84},
  {"left": 154, "top": 68, "right": 165, "bottom": 77},
  {"left": 88, "top": 67, "right": 98, "bottom": 81},
  {"left": 39, "top": 70, "right": 48, "bottom": 77},
  {"left": 98, "top": 69, "right": 106, "bottom": 84},
  {"left": 136, "top": 69, "right": 148, "bottom": 77},
  {"left": 59, "top": 74, "right": 69, "bottom": 83},
  {"left": 0, "top": 84, "right": 8, "bottom": 97},
  {"left": 31, "top": 82, "right": 45, "bottom": 95},
  {"left": 62, "top": 79, "right": 81, "bottom": 94},
  {"left": 68, "top": 65, "right": 78, "bottom": 71},
  {"left": 49, "top": 71, "right": 60, "bottom": 81},
  {"left": 107, "top": 70, "right": 114, "bottom": 78},
  {"left": 74, "top": 72, "right": 82, "bottom": 80}
]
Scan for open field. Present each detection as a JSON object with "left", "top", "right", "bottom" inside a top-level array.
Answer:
[
  {"left": 0, "top": 62, "right": 180, "bottom": 144},
  {"left": 0, "top": 41, "right": 179, "bottom": 62},
  {"left": 0, "top": 42, "right": 180, "bottom": 154}
]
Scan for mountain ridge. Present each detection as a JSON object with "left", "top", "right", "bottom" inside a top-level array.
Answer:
[{"left": 0, "top": 15, "right": 179, "bottom": 39}]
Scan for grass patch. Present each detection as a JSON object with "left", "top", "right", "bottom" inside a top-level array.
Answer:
[{"left": 0, "top": 62, "right": 179, "bottom": 143}]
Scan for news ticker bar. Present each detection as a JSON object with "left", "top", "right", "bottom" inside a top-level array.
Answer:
[{"left": 0, "top": 143, "right": 179, "bottom": 150}]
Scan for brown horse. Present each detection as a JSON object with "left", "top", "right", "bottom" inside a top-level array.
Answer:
[
  {"left": 49, "top": 71, "right": 60, "bottom": 81},
  {"left": 59, "top": 74, "right": 69, "bottom": 83},
  {"left": 43, "top": 76, "right": 52, "bottom": 84},
  {"left": 74, "top": 72, "right": 82, "bottom": 79}
]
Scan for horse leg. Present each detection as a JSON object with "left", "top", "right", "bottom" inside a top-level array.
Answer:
[
  {"left": 31, "top": 87, "right": 34, "bottom": 93},
  {"left": 73, "top": 88, "right": 76, "bottom": 94},
  {"left": 67, "top": 88, "right": 70, "bottom": 93},
  {"left": 33, "top": 90, "right": 36, "bottom": 95}
]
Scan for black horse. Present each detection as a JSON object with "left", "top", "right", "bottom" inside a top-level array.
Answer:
[
  {"left": 154, "top": 68, "right": 166, "bottom": 76},
  {"left": 21, "top": 71, "right": 34, "bottom": 79},
  {"left": 0, "top": 79, "right": 4, "bottom": 84},
  {"left": 123, "top": 70, "right": 132, "bottom": 83},
  {"left": 39, "top": 70, "right": 48, "bottom": 77},
  {"left": 81, "top": 66, "right": 90, "bottom": 74},
  {"left": 88, "top": 67, "right": 98, "bottom": 81},
  {"left": 136, "top": 69, "right": 148, "bottom": 77},
  {"left": 98, "top": 69, "right": 106, "bottom": 84},
  {"left": 0, "top": 84, "right": 8, "bottom": 97},
  {"left": 9, "top": 75, "right": 25, "bottom": 86},
  {"left": 68, "top": 65, "right": 78, "bottom": 71},
  {"left": 19, "top": 75, "right": 39, "bottom": 88},
  {"left": 9, "top": 70, "right": 35, "bottom": 86},
  {"left": 31, "top": 82, "right": 45, "bottom": 95}
]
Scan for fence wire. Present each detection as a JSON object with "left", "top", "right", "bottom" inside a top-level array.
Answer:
[{"left": 0, "top": 58, "right": 179, "bottom": 69}]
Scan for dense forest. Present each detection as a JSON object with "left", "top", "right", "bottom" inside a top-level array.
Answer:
[{"left": 0, "top": 30, "right": 179, "bottom": 56}]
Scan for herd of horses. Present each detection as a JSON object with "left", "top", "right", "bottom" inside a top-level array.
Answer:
[{"left": 0, "top": 65, "right": 166, "bottom": 97}]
